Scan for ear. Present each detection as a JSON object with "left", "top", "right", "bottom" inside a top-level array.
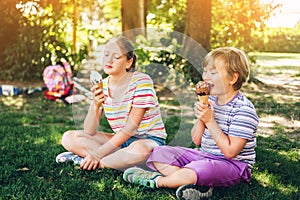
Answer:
[
  {"left": 230, "top": 73, "right": 239, "bottom": 85},
  {"left": 125, "top": 58, "right": 133, "bottom": 70}
]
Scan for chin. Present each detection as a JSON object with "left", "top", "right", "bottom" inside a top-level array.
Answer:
[{"left": 103, "top": 68, "right": 112, "bottom": 74}]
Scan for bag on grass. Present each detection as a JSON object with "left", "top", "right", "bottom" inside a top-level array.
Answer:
[{"left": 43, "top": 61, "right": 74, "bottom": 102}]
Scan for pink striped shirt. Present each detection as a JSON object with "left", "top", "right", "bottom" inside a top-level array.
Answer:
[{"left": 103, "top": 71, "right": 167, "bottom": 139}]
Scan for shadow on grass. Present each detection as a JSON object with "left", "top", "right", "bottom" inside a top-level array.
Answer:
[
  {"left": 1, "top": 90, "right": 299, "bottom": 199},
  {"left": 244, "top": 82, "right": 300, "bottom": 121}
]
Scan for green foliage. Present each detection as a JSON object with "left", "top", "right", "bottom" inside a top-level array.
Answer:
[
  {"left": 134, "top": 35, "right": 202, "bottom": 85},
  {"left": 211, "top": 0, "right": 279, "bottom": 52},
  {"left": 252, "top": 27, "right": 300, "bottom": 53},
  {"left": 147, "top": 0, "right": 187, "bottom": 32},
  {"left": 0, "top": 0, "right": 287, "bottom": 84},
  {"left": 0, "top": 0, "right": 88, "bottom": 81}
]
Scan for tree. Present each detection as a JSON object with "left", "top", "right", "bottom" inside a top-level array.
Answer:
[
  {"left": 0, "top": 0, "right": 87, "bottom": 81},
  {"left": 211, "top": 0, "right": 279, "bottom": 52},
  {"left": 0, "top": 0, "right": 23, "bottom": 79},
  {"left": 121, "top": 0, "right": 147, "bottom": 41},
  {"left": 184, "top": 0, "right": 212, "bottom": 51}
]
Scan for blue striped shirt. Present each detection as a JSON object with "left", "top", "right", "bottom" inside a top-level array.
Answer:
[{"left": 200, "top": 91, "right": 259, "bottom": 167}]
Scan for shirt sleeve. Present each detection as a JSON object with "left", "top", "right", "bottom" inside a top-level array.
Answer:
[
  {"left": 228, "top": 106, "right": 259, "bottom": 140},
  {"left": 132, "top": 74, "right": 157, "bottom": 108}
]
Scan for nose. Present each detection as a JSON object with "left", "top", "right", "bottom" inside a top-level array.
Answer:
[
  {"left": 104, "top": 54, "right": 114, "bottom": 64},
  {"left": 202, "top": 71, "right": 209, "bottom": 81}
]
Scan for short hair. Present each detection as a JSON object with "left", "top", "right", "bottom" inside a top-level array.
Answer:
[
  {"left": 202, "top": 47, "right": 250, "bottom": 90},
  {"left": 109, "top": 36, "right": 137, "bottom": 72}
]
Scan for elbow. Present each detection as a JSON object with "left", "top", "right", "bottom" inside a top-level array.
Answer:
[
  {"left": 222, "top": 151, "right": 238, "bottom": 159},
  {"left": 223, "top": 154, "right": 235, "bottom": 159},
  {"left": 192, "top": 138, "right": 201, "bottom": 146},
  {"left": 192, "top": 135, "right": 201, "bottom": 146}
]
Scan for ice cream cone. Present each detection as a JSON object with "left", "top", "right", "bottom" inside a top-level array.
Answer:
[
  {"left": 197, "top": 95, "right": 209, "bottom": 105},
  {"left": 195, "top": 81, "right": 210, "bottom": 105},
  {"left": 90, "top": 70, "right": 103, "bottom": 115},
  {"left": 90, "top": 70, "right": 103, "bottom": 88},
  {"left": 97, "top": 81, "right": 103, "bottom": 90}
]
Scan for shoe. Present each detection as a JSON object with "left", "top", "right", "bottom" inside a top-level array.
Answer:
[
  {"left": 123, "top": 167, "right": 162, "bottom": 189},
  {"left": 56, "top": 151, "right": 83, "bottom": 165},
  {"left": 176, "top": 184, "right": 213, "bottom": 200}
]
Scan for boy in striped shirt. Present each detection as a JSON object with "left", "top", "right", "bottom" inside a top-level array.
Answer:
[{"left": 123, "top": 47, "right": 259, "bottom": 200}]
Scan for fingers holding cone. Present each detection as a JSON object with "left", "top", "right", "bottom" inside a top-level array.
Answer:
[{"left": 90, "top": 70, "right": 104, "bottom": 116}]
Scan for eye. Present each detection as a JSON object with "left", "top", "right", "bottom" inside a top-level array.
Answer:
[
  {"left": 104, "top": 52, "right": 109, "bottom": 57},
  {"left": 114, "top": 55, "right": 122, "bottom": 59}
]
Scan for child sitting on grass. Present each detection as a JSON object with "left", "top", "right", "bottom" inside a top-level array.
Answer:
[
  {"left": 56, "top": 36, "right": 167, "bottom": 170},
  {"left": 123, "top": 47, "right": 259, "bottom": 200}
]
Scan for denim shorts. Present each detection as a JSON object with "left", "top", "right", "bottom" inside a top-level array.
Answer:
[{"left": 121, "top": 135, "right": 166, "bottom": 148}]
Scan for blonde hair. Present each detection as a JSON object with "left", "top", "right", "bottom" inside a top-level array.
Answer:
[{"left": 202, "top": 47, "right": 250, "bottom": 90}]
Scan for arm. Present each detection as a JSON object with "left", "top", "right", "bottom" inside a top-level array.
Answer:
[
  {"left": 191, "top": 102, "right": 205, "bottom": 146},
  {"left": 206, "top": 119, "right": 247, "bottom": 159},
  {"left": 80, "top": 107, "right": 146, "bottom": 170},
  {"left": 93, "top": 107, "right": 146, "bottom": 158},
  {"left": 191, "top": 102, "right": 206, "bottom": 145},
  {"left": 83, "top": 85, "right": 105, "bottom": 135},
  {"left": 198, "top": 102, "right": 247, "bottom": 159}
]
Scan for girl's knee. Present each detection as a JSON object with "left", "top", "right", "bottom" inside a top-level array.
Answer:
[
  {"left": 123, "top": 143, "right": 152, "bottom": 164},
  {"left": 61, "top": 130, "right": 77, "bottom": 150}
]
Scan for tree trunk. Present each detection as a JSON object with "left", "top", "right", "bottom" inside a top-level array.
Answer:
[
  {"left": 121, "top": 0, "right": 147, "bottom": 42},
  {"left": 185, "top": 0, "right": 212, "bottom": 51}
]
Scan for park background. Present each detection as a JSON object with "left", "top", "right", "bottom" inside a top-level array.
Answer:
[{"left": 0, "top": 0, "right": 299, "bottom": 199}]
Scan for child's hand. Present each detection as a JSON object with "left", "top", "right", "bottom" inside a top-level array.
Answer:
[
  {"left": 80, "top": 154, "right": 101, "bottom": 170},
  {"left": 194, "top": 101, "right": 214, "bottom": 125},
  {"left": 91, "top": 85, "right": 105, "bottom": 110}
]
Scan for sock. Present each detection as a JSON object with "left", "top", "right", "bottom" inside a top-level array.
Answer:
[{"left": 154, "top": 176, "right": 161, "bottom": 188}]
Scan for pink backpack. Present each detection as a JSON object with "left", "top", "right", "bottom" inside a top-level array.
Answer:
[{"left": 43, "top": 61, "right": 73, "bottom": 101}]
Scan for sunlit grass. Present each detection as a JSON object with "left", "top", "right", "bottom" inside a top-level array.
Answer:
[
  {"left": 1, "top": 53, "right": 300, "bottom": 199},
  {"left": 254, "top": 170, "right": 298, "bottom": 196},
  {"left": 1, "top": 88, "right": 299, "bottom": 199}
]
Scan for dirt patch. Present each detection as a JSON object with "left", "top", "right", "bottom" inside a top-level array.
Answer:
[{"left": 242, "top": 73, "right": 300, "bottom": 143}]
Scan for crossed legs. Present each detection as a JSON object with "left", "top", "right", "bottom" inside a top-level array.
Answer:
[{"left": 61, "top": 130, "right": 159, "bottom": 169}]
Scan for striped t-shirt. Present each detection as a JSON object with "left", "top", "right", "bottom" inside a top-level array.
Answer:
[
  {"left": 200, "top": 91, "right": 259, "bottom": 166},
  {"left": 102, "top": 71, "right": 167, "bottom": 139}
]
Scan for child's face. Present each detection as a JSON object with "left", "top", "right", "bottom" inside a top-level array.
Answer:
[
  {"left": 202, "top": 58, "right": 233, "bottom": 96},
  {"left": 103, "top": 40, "right": 132, "bottom": 76}
]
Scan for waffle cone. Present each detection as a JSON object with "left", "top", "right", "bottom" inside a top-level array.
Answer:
[
  {"left": 97, "top": 81, "right": 103, "bottom": 90},
  {"left": 197, "top": 95, "right": 208, "bottom": 104}
]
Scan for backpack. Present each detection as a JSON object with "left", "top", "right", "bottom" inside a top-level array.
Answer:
[{"left": 43, "top": 61, "right": 74, "bottom": 102}]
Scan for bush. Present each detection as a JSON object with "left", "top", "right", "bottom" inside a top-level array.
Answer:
[{"left": 253, "top": 27, "right": 300, "bottom": 53}]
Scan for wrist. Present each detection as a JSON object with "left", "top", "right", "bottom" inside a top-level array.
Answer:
[
  {"left": 92, "top": 149, "right": 102, "bottom": 161},
  {"left": 205, "top": 119, "right": 214, "bottom": 130}
]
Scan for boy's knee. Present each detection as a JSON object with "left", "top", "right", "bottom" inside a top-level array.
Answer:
[{"left": 182, "top": 168, "right": 198, "bottom": 184}]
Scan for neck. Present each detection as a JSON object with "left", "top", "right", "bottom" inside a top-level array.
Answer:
[
  {"left": 217, "top": 89, "right": 238, "bottom": 105},
  {"left": 109, "top": 72, "right": 132, "bottom": 86}
]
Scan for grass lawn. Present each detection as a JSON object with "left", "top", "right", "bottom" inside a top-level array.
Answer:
[{"left": 1, "top": 53, "right": 299, "bottom": 199}]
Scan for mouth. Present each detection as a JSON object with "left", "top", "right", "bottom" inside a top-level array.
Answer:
[
  {"left": 208, "top": 83, "right": 214, "bottom": 93},
  {"left": 105, "top": 65, "right": 113, "bottom": 69}
]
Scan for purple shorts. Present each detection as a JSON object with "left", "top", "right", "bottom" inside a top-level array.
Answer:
[{"left": 146, "top": 146, "right": 252, "bottom": 187}]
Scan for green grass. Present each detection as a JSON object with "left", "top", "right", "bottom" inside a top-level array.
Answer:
[{"left": 1, "top": 53, "right": 300, "bottom": 199}]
